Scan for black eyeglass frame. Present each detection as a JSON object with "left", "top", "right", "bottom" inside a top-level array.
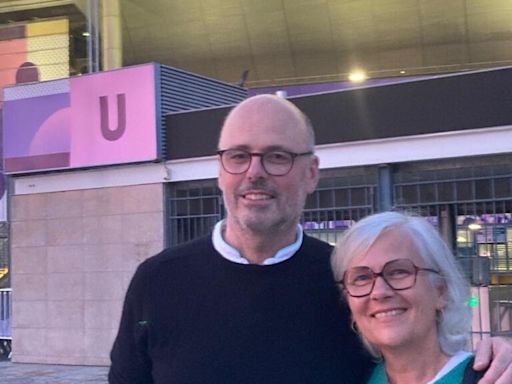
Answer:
[
  {"left": 216, "top": 149, "right": 313, "bottom": 176},
  {"left": 338, "top": 258, "right": 441, "bottom": 298}
]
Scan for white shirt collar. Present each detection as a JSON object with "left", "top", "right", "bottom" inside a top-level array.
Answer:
[{"left": 212, "top": 220, "right": 304, "bottom": 265}]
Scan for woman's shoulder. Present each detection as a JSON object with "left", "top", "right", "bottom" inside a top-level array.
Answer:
[
  {"left": 460, "top": 355, "right": 485, "bottom": 384},
  {"left": 435, "top": 352, "right": 482, "bottom": 384},
  {"left": 363, "top": 352, "right": 485, "bottom": 384},
  {"left": 365, "top": 362, "right": 387, "bottom": 384}
]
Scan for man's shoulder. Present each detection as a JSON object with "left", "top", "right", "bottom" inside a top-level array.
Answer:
[
  {"left": 140, "top": 235, "right": 213, "bottom": 270},
  {"left": 124, "top": 236, "right": 216, "bottom": 302},
  {"left": 302, "top": 233, "right": 334, "bottom": 255},
  {"left": 296, "top": 234, "right": 336, "bottom": 266}
]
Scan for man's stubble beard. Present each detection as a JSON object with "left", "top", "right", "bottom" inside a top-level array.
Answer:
[
  {"left": 235, "top": 207, "right": 301, "bottom": 235},
  {"left": 228, "top": 192, "right": 307, "bottom": 236}
]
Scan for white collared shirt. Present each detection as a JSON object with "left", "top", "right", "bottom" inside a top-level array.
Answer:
[{"left": 212, "top": 220, "right": 304, "bottom": 265}]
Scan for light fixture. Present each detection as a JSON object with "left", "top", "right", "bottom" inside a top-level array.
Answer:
[
  {"left": 468, "top": 223, "right": 482, "bottom": 231},
  {"left": 82, "top": 31, "right": 90, "bottom": 37},
  {"left": 464, "top": 216, "right": 482, "bottom": 231},
  {"left": 348, "top": 69, "right": 367, "bottom": 83}
]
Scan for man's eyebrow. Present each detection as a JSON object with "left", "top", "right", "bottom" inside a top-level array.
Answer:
[
  {"left": 219, "top": 145, "right": 292, "bottom": 152},
  {"left": 218, "top": 145, "right": 250, "bottom": 151},
  {"left": 264, "top": 145, "right": 291, "bottom": 152}
]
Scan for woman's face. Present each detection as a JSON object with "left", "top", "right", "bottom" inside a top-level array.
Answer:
[{"left": 345, "top": 230, "right": 446, "bottom": 354}]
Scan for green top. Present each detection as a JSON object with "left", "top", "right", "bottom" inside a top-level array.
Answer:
[{"left": 366, "top": 355, "right": 472, "bottom": 384}]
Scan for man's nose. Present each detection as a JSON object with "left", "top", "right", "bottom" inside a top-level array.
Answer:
[{"left": 245, "top": 155, "right": 267, "bottom": 177}]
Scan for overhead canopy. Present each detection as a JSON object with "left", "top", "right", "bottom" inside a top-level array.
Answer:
[{"left": 120, "top": 0, "right": 512, "bottom": 86}]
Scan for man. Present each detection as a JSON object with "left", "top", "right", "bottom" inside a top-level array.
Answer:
[{"left": 109, "top": 95, "right": 512, "bottom": 383}]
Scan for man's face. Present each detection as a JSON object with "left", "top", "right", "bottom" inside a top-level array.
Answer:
[{"left": 217, "top": 97, "right": 319, "bottom": 235}]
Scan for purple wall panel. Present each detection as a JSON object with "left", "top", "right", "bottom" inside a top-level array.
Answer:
[{"left": 3, "top": 93, "right": 70, "bottom": 157}]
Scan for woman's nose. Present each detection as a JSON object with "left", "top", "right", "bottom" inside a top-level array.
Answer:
[{"left": 370, "top": 275, "right": 395, "bottom": 299}]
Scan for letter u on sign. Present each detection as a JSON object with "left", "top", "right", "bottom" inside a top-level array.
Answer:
[{"left": 100, "top": 94, "right": 126, "bottom": 141}]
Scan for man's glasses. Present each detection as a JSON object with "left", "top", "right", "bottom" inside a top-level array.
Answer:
[
  {"left": 339, "top": 258, "right": 440, "bottom": 298},
  {"left": 217, "top": 149, "right": 313, "bottom": 176}
]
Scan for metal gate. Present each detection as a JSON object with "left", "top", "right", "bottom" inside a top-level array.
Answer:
[
  {"left": 165, "top": 156, "right": 512, "bottom": 342},
  {"left": 167, "top": 180, "right": 223, "bottom": 247},
  {"left": 393, "top": 157, "right": 512, "bottom": 343}
]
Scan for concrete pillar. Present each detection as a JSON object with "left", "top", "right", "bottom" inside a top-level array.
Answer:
[
  {"left": 439, "top": 204, "right": 457, "bottom": 253},
  {"left": 101, "top": 0, "right": 122, "bottom": 70},
  {"left": 377, "top": 164, "right": 393, "bottom": 212}
]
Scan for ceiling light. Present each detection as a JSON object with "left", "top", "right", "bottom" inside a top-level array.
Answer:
[{"left": 348, "top": 70, "right": 367, "bottom": 83}]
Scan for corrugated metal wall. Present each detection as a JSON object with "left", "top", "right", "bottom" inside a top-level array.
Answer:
[{"left": 158, "top": 64, "right": 247, "bottom": 158}]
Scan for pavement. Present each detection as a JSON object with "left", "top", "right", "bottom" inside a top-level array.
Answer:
[{"left": 0, "top": 360, "right": 109, "bottom": 383}]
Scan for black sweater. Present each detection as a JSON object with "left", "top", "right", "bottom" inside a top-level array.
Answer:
[{"left": 109, "top": 234, "right": 372, "bottom": 384}]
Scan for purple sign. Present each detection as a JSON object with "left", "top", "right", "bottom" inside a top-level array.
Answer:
[{"left": 2, "top": 63, "right": 158, "bottom": 173}]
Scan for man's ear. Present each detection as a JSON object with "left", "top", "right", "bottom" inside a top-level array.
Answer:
[{"left": 306, "top": 155, "right": 320, "bottom": 194}]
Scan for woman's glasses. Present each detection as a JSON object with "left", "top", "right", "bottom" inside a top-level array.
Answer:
[{"left": 340, "top": 258, "right": 440, "bottom": 298}]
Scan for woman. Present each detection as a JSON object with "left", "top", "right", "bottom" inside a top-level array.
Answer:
[{"left": 331, "top": 211, "right": 484, "bottom": 384}]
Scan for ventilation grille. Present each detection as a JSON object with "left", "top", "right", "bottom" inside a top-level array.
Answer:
[{"left": 158, "top": 64, "right": 247, "bottom": 158}]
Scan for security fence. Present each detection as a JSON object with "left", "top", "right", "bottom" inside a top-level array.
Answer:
[
  {"left": 167, "top": 180, "right": 223, "bottom": 247},
  {"left": 393, "top": 157, "right": 512, "bottom": 341},
  {"left": 0, "top": 288, "right": 11, "bottom": 359},
  {"left": 0, "top": 222, "right": 8, "bottom": 289},
  {"left": 302, "top": 170, "right": 378, "bottom": 245},
  {"left": 166, "top": 155, "right": 512, "bottom": 341}
]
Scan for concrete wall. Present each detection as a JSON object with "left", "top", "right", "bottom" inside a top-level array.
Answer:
[{"left": 10, "top": 183, "right": 165, "bottom": 365}]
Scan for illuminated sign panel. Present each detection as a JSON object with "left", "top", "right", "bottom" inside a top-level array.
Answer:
[{"left": 2, "top": 63, "right": 158, "bottom": 173}]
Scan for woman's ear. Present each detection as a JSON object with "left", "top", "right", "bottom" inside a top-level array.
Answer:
[{"left": 435, "top": 282, "right": 449, "bottom": 310}]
